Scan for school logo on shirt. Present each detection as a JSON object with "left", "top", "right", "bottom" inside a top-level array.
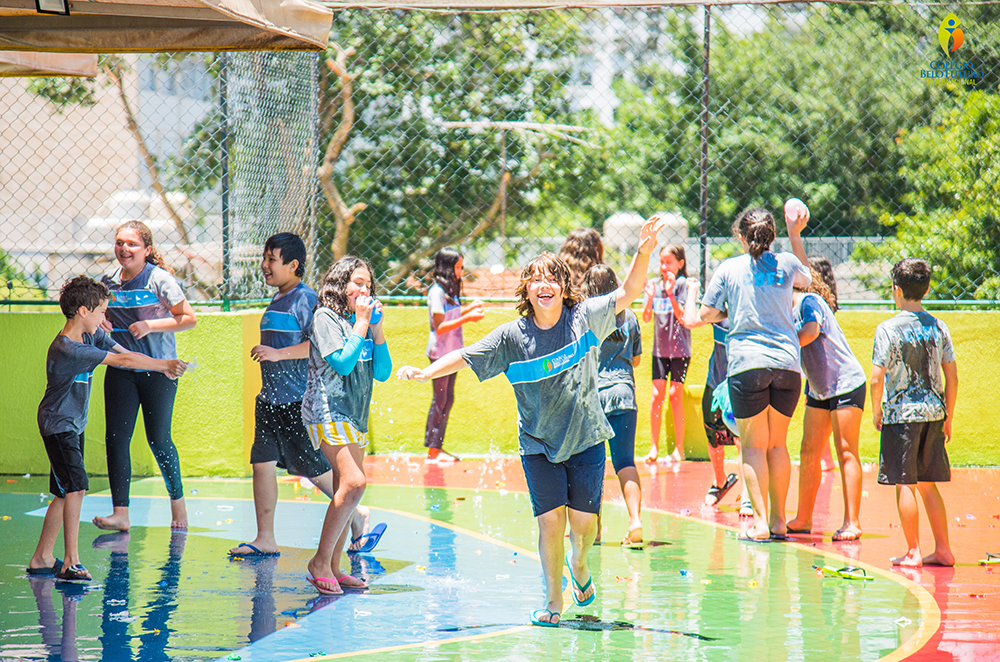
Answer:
[
  {"left": 505, "top": 330, "right": 600, "bottom": 385},
  {"left": 543, "top": 358, "right": 554, "bottom": 373}
]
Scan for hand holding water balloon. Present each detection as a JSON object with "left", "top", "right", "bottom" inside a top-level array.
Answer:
[
  {"left": 784, "top": 198, "right": 810, "bottom": 236},
  {"left": 396, "top": 365, "right": 430, "bottom": 383}
]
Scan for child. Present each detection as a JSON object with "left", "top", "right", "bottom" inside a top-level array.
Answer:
[
  {"left": 642, "top": 244, "right": 692, "bottom": 464},
  {"left": 871, "top": 258, "right": 957, "bottom": 567},
  {"left": 786, "top": 265, "right": 867, "bottom": 541},
  {"left": 228, "top": 233, "right": 337, "bottom": 559},
  {"left": 424, "top": 248, "right": 485, "bottom": 462},
  {"left": 30, "top": 276, "right": 185, "bottom": 581},
  {"left": 301, "top": 256, "right": 392, "bottom": 594},
  {"left": 582, "top": 264, "right": 644, "bottom": 548},
  {"left": 696, "top": 208, "right": 811, "bottom": 541},
  {"left": 681, "top": 282, "right": 740, "bottom": 507},
  {"left": 398, "top": 216, "right": 665, "bottom": 627},
  {"left": 557, "top": 228, "right": 604, "bottom": 292},
  {"left": 93, "top": 220, "right": 197, "bottom": 532}
]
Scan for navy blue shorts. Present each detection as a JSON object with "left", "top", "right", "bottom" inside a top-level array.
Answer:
[
  {"left": 878, "top": 420, "right": 950, "bottom": 485},
  {"left": 607, "top": 409, "right": 637, "bottom": 473},
  {"left": 42, "top": 430, "right": 89, "bottom": 498},
  {"left": 252, "top": 396, "right": 331, "bottom": 478},
  {"left": 521, "top": 442, "right": 605, "bottom": 517},
  {"left": 652, "top": 356, "right": 690, "bottom": 383},
  {"left": 805, "top": 382, "right": 866, "bottom": 411},
  {"left": 728, "top": 368, "right": 801, "bottom": 419}
]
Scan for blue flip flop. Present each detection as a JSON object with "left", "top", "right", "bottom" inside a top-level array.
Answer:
[
  {"left": 348, "top": 522, "right": 386, "bottom": 554},
  {"left": 530, "top": 609, "right": 561, "bottom": 627},
  {"left": 565, "top": 554, "right": 595, "bottom": 607},
  {"left": 26, "top": 558, "right": 63, "bottom": 576},
  {"left": 228, "top": 543, "right": 280, "bottom": 558}
]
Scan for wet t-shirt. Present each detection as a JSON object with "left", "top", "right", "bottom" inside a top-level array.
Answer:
[
  {"left": 426, "top": 283, "right": 463, "bottom": 359},
  {"left": 259, "top": 283, "right": 317, "bottom": 405},
  {"left": 103, "top": 263, "right": 187, "bottom": 363},
  {"left": 596, "top": 309, "right": 642, "bottom": 414},
  {"left": 702, "top": 252, "right": 811, "bottom": 376},
  {"left": 872, "top": 311, "right": 955, "bottom": 424},
  {"left": 648, "top": 277, "right": 691, "bottom": 358},
  {"left": 795, "top": 293, "right": 866, "bottom": 401},
  {"left": 38, "top": 330, "right": 117, "bottom": 436},
  {"left": 461, "top": 293, "right": 617, "bottom": 463}
]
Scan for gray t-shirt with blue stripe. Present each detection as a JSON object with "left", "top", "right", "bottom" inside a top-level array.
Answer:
[
  {"left": 461, "top": 292, "right": 617, "bottom": 463},
  {"left": 38, "top": 330, "right": 117, "bottom": 436},
  {"left": 102, "top": 263, "right": 187, "bottom": 364},
  {"left": 260, "top": 283, "right": 317, "bottom": 405}
]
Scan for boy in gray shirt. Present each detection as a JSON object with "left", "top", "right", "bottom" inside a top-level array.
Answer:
[
  {"left": 871, "top": 258, "right": 957, "bottom": 567},
  {"left": 29, "top": 277, "right": 186, "bottom": 581},
  {"left": 397, "top": 216, "right": 665, "bottom": 628}
]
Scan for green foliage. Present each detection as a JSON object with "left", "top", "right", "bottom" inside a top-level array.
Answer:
[
  {"left": 853, "top": 90, "right": 1000, "bottom": 302},
  {"left": 25, "top": 76, "right": 97, "bottom": 110}
]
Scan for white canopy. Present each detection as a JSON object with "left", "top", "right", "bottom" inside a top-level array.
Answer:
[
  {"left": 0, "top": 0, "right": 332, "bottom": 52},
  {"left": 0, "top": 51, "right": 97, "bottom": 76}
]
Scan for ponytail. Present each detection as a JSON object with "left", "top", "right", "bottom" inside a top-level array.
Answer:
[{"left": 732, "top": 208, "right": 775, "bottom": 260}]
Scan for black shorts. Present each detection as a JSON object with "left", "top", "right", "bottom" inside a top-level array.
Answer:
[
  {"left": 42, "top": 430, "right": 89, "bottom": 498},
  {"left": 652, "top": 356, "right": 691, "bottom": 383},
  {"left": 728, "top": 368, "right": 801, "bottom": 419},
  {"left": 878, "top": 420, "right": 950, "bottom": 485},
  {"left": 805, "top": 382, "right": 866, "bottom": 411},
  {"left": 702, "top": 385, "right": 736, "bottom": 448},
  {"left": 252, "top": 396, "right": 331, "bottom": 478},
  {"left": 520, "top": 442, "right": 605, "bottom": 517}
]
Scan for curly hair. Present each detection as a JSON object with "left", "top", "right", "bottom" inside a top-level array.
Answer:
[
  {"left": 514, "top": 252, "right": 580, "bottom": 318},
  {"left": 116, "top": 220, "right": 170, "bottom": 273},
  {"left": 582, "top": 264, "right": 626, "bottom": 342},
  {"left": 316, "top": 256, "right": 375, "bottom": 316},
  {"left": 795, "top": 266, "right": 838, "bottom": 312},
  {"left": 731, "top": 208, "right": 775, "bottom": 260},
  {"left": 809, "top": 255, "right": 838, "bottom": 312},
  {"left": 431, "top": 247, "right": 463, "bottom": 303},
  {"left": 557, "top": 228, "right": 604, "bottom": 290},
  {"left": 59, "top": 275, "right": 110, "bottom": 319}
]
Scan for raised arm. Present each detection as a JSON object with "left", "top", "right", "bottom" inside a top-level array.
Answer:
[
  {"left": 784, "top": 199, "right": 810, "bottom": 269},
  {"left": 615, "top": 216, "right": 666, "bottom": 315}
]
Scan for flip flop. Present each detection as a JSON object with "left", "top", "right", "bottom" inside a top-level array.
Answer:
[
  {"left": 530, "top": 609, "right": 561, "bottom": 627},
  {"left": 813, "top": 565, "right": 874, "bottom": 581},
  {"left": 787, "top": 527, "right": 812, "bottom": 535},
  {"left": 26, "top": 558, "right": 63, "bottom": 576},
  {"left": 832, "top": 528, "right": 862, "bottom": 542},
  {"left": 228, "top": 543, "right": 280, "bottom": 558},
  {"left": 55, "top": 564, "right": 92, "bottom": 582},
  {"left": 565, "top": 554, "right": 595, "bottom": 607},
  {"left": 705, "top": 473, "right": 739, "bottom": 506},
  {"left": 348, "top": 522, "right": 386, "bottom": 554},
  {"left": 978, "top": 552, "right": 1000, "bottom": 566},
  {"left": 738, "top": 500, "right": 753, "bottom": 518},
  {"left": 621, "top": 527, "right": 644, "bottom": 550},
  {"left": 739, "top": 534, "right": 786, "bottom": 544},
  {"left": 337, "top": 574, "right": 369, "bottom": 591},
  {"left": 306, "top": 572, "right": 342, "bottom": 596}
]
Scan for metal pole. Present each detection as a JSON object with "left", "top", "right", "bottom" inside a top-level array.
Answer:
[
  {"left": 699, "top": 5, "right": 711, "bottom": 287},
  {"left": 220, "top": 53, "right": 231, "bottom": 313}
]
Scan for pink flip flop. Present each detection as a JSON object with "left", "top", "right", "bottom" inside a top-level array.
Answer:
[{"left": 306, "top": 572, "right": 342, "bottom": 596}]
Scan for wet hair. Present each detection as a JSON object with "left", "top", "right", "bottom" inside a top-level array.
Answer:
[
  {"left": 582, "top": 264, "right": 626, "bottom": 342},
  {"left": 59, "top": 275, "right": 110, "bottom": 319},
  {"left": 794, "top": 266, "right": 837, "bottom": 312},
  {"left": 316, "top": 256, "right": 375, "bottom": 316},
  {"left": 264, "top": 232, "right": 306, "bottom": 278},
  {"left": 732, "top": 208, "right": 775, "bottom": 260},
  {"left": 432, "top": 247, "right": 463, "bottom": 303},
  {"left": 558, "top": 228, "right": 604, "bottom": 290},
  {"left": 892, "top": 258, "right": 931, "bottom": 302},
  {"left": 514, "top": 252, "right": 580, "bottom": 318},
  {"left": 116, "top": 220, "right": 170, "bottom": 272},
  {"left": 660, "top": 244, "right": 688, "bottom": 278},
  {"left": 809, "top": 255, "right": 838, "bottom": 312}
]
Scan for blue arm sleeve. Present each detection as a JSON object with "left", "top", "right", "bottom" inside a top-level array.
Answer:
[
  {"left": 373, "top": 341, "right": 392, "bottom": 383},
  {"left": 323, "top": 333, "right": 365, "bottom": 375}
]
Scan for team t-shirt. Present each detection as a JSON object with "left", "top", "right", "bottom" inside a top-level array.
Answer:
[
  {"left": 648, "top": 277, "right": 692, "bottom": 358},
  {"left": 302, "top": 308, "right": 389, "bottom": 433},
  {"left": 426, "top": 283, "right": 463, "bottom": 359},
  {"left": 872, "top": 311, "right": 955, "bottom": 424},
  {"left": 102, "top": 262, "right": 187, "bottom": 363},
  {"left": 702, "top": 252, "right": 811, "bottom": 376},
  {"left": 259, "top": 283, "right": 317, "bottom": 405},
  {"left": 596, "top": 309, "right": 642, "bottom": 414},
  {"left": 706, "top": 320, "right": 730, "bottom": 391},
  {"left": 37, "top": 329, "right": 117, "bottom": 436},
  {"left": 460, "top": 292, "right": 617, "bottom": 463},
  {"left": 794, "top": 292, "right": 867, "bottom": 401}
]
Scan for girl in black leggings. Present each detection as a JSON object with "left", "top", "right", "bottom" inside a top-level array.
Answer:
[{"left": 93, "top": 221, "right": 197, "bottom": 531}]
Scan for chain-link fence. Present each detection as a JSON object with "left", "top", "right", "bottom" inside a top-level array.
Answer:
[{"left": 2, "top": 3, "right": 999, "bottom": 307}]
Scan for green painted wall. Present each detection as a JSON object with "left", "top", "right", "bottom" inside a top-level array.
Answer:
[{"left": 2, "top": 309, "right": 997, "bottom": 477}]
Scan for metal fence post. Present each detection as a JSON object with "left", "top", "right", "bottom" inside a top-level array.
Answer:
[
  {"left": 220, "top": 52, "right": 231, "bottom": 312},
  {"left": 699, "top": 4, "right": 711, "bottom": 288}
]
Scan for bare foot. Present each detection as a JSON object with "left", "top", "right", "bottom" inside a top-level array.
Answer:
[
  {"left": 170, "top": 498, "right": 188, "bottom": 530},
  {"left": 306, "top": 559, "right": 343, "bottom": 595},
  {"left": 93, "top": 513, "right": 130, "bottom": 532},
  {"left": 27, "top": 554, "right": 60, "bottom": 572},
  {"left": 351, "top": 506, "right": 370, "bottom": 541},
  {"left": 832, "top": 526, "right": 863, "bottom": 542},
  {"left": 922, "top": 550, "right": 955, "bottom": 567},
  {"left": 668, "top": 448, "right": 684, "bottom": 463},
  {"left": 742, "top": 524, "right": 770, "bottom": 540},
  {"left": 334, "top": 572, "right": 368, "bottom": 589},
  {"left": 786, "top": 518, "right": 812, "bottom": 534},
  {"left": 891, "top": 550, "right": 922, "bottom": 567},
  {"left": 643, "top": 452, "right": 658, "bottom": 465}
]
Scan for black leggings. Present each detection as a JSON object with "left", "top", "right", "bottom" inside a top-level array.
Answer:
[
  {"left": 424, "top": 372, "right": 456, "bottom": 449},
  {"left": 104, "top": 367, "right": 184, "bottom": 507}
]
